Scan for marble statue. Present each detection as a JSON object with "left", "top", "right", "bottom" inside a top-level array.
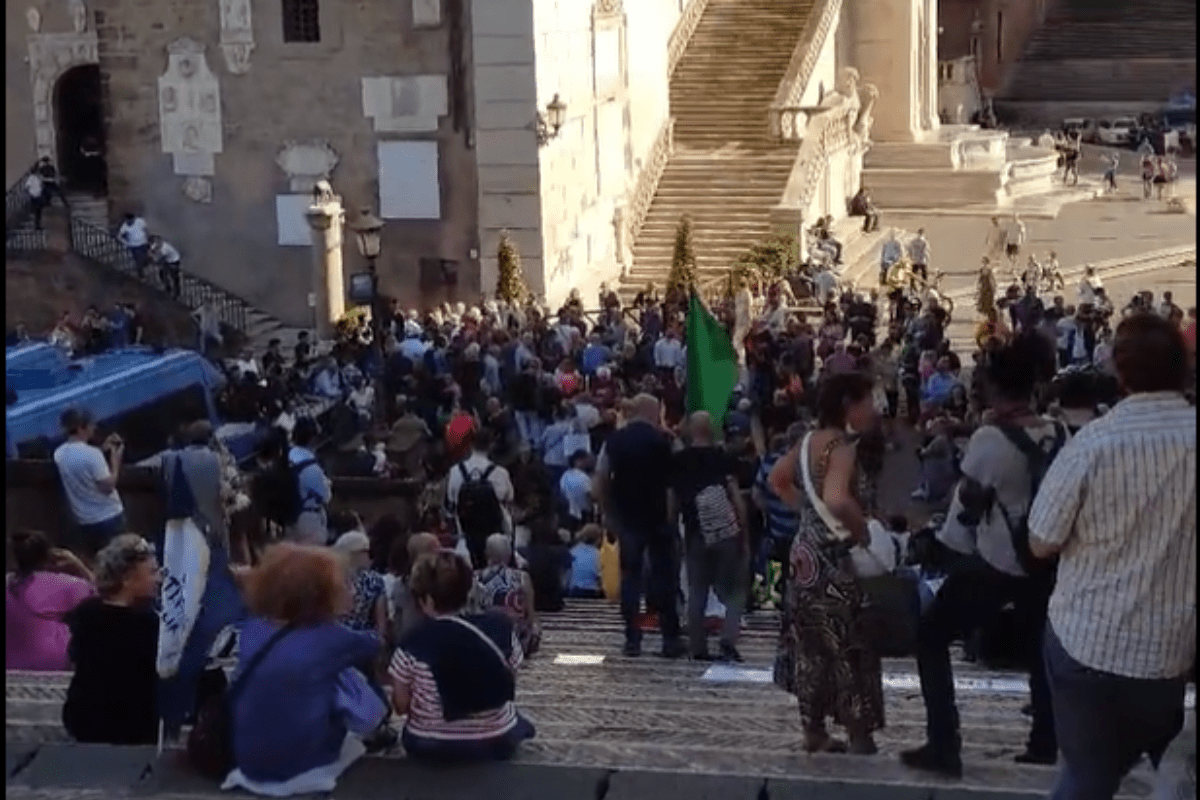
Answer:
[
  {"left": 68, "top": 0, "right": 87, "bottom": 33},
  {"left": 854, "top": 84, "right": 879, "bottom": 142}
]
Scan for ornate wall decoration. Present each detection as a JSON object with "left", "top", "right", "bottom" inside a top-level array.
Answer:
[
  {"left": 275, "top": 140, "right": 340, "bottom": 192},
  {"left": 219, "top": 0, "right": 255, "bottom": 74},
  {"left": 26, "top": 7, "right": 41, "bottom": 32},
  {"left": 67, "top": 0, "right": 87, "bottom": 33},
  {"left": 158, "top": 37, "right": 223, "bottom": 160},
  {"left": 26, "top": 31, "right": 99, "bottom": 160},
  {"left": 182, "top": 176, "right": 213, "bottom": 203}
]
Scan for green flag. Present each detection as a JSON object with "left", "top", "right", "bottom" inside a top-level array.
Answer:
[{"left": 685, "top": 291, "right": 739, "bottom": 430}]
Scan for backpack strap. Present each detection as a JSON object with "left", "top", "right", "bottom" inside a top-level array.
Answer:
[
  {"left": 227, "top": 624, "right": 295, "bottom": 706},
  {"left": 481, "top": 464, "right": 496, "bottom": 481},
  {"left": 993, "top": 422, "right": 1066, "bottom": 574}
]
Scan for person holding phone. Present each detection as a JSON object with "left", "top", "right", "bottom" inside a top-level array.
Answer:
[{"left": 52, "top": 408, "right": 126, "bottom": 560}]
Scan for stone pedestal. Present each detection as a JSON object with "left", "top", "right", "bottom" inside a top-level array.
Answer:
[
  {"left": 849, "top": 0, "right": 939, "bottom": 143},
  {"left": 305, "top": 195, "right": 346, "bottom": 341}
]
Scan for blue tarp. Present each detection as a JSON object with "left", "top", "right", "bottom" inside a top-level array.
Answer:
[
  {"left": 6, "top": 347, "right": 226, "bottom": 457},
  {"left": 5, "top": 341, "right": 71, "bottom": 383}
]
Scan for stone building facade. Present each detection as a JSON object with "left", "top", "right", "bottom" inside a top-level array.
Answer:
[
  {"left": 7, "top": 0, "right": 480, "bottom": 327},
  {"left": 6, "top": 0, "right": 691, "bottom": 325},
  {"left": 938, "top": 0, "right": 1049, "bottom": 96}
]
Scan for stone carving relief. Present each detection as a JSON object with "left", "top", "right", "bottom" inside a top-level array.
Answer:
[
  {"left": 68, "top": 0, "right": 87, "bottom": 33},
  {"left": 26, "top": 31, "right": 99, "bottom": 159},
  {"left": 182, "top": 176, "right": 213, "bottom": 203},
  {"left": 219, "top": 0, "right": 255, "bottom": 74},
  {"left": 26, "top": 7, "right": 41, "bottom": 32},
  {"left": 593, "top": 0, "right": 623, "bottom": 17},
  {"left": 362, "top": 75, "right": 447, "bottom": 133},
  {"left": 158, "top": 38, "right": 223, "bottom": 158},
  {"left": 276, "top": 140, "right": 340, "bottom": 192},
  {"left": 412, "top": 0, "right": 441, "bottom": 27}
]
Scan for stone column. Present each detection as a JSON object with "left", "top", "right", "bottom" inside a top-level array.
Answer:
[
  {"left": 305, "top": 193, "right": 346, "bottom": 341},
  {"left": 849, "top": 0, "right": 939, "bottom": 142}
]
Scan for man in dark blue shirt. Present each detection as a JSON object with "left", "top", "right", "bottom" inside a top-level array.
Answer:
[{"left": 594, "top": 394, "right": 684, "bottom": 658}]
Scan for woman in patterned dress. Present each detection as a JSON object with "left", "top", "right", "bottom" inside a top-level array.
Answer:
[{"left": 767, "top": 371, "right": 885, "bottom": 754}]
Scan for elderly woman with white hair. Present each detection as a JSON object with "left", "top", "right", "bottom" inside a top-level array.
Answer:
[
  {"left": 62, "top": 534, "right": 161, "bottom": 745},
  {"left": 475, "top": 534, "right": 540, "bottom": 657}
]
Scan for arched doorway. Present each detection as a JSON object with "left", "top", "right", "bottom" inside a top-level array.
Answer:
[{"left": 53, "top": 64, "right": 107, "bottom": 196}]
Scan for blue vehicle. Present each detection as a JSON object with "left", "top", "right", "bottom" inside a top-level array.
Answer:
[{"left": 6, "top": 345, "right": 226, "bottom": 463}]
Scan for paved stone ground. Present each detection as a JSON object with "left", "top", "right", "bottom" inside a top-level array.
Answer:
[{"left": 8, "top": 602, "right": 1165, "bottom": 800}]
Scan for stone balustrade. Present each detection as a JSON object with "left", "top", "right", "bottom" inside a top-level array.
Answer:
[
  {"left": 667, "top": 0, "right": 711, "bottom": 77},
  {"left": 770, "top": 104, "right": 860, "bottom": 247},
  {"left": 615, "top": 117, "right": 674, "bottom": 276},
  {"left": 766, "top": 0, "right": 843, "bottom": 141},
  {"left": 767, "top": 106, "right": 810, "bottom": 141}
]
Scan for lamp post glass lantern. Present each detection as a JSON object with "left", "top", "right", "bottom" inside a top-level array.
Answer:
[
  {"left": 351, "top": 208, "right": 384, "bottom": 261},
  {"left": 545, "top": 94, "right": 567, "bottom": 135},
  {"left": 348, "top": 208, "right": 385, "bottom": 345}
]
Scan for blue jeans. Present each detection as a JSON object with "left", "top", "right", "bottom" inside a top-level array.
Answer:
[
  {"left": 611, "top": 515, "right": 680, "bottom": 644},
  {"left": 75, "top": 512, "right": 126, "bottom": 558},
  {"left": 1045, "top": 625, "right": 1187, "bottom": 800}
]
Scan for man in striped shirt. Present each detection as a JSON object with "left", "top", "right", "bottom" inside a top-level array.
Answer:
[{"left": 1029, "top": 313, "right": 1196, "bottom": 800}]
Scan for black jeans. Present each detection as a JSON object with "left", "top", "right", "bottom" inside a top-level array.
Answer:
[
  {"left": 916, "top": 555, "right": 1055, "bottom": 756},
  {"left": 614, "top": 516, "right": 680, "bottom": 644}
]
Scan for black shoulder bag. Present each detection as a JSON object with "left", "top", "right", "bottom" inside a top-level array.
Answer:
[{"left": 186, "top": 624, "right": 294, "bottom": 779}]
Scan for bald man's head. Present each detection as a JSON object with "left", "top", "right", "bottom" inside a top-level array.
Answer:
[
  {"left": 687, "top": 411, "right": 715, "bottom": 444},
  {"left": 407, "top": 533, "right": 440, "bottom": 566}
]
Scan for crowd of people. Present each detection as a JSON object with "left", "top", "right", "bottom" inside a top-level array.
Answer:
[{"left": 6, "top": 227, "right": 1196, "bottom": 800}]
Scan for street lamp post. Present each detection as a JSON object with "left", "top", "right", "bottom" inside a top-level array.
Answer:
[{"left": 349, "top": 208, "right": 385, "bottom": 349}]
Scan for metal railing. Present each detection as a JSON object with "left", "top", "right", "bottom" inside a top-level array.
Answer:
[
  {"left": 6, "top": 166, "right": 38, "bottom": 233},
  {"left": 68, "top": 216, "right": 250, "bottom": 333}
]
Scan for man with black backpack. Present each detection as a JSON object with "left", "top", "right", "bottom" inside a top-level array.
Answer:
[
  {"left": 446, "top": 426, "right": 512, "bottom": 568},
  {"left": 902, "top": 332, "right": 1065, "bottom": 777}
]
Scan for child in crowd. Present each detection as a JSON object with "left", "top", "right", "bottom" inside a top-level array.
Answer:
[{"left": 567, "top": 524, "right": 604, "bottom": 598}]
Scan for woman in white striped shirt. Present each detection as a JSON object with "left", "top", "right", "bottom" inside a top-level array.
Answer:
[
  {"left": 1029, "top": 312, "right": 1196, "bottom": 800},
  {"left": 388, "top": 550, "right": 535, "bottom": 763}
]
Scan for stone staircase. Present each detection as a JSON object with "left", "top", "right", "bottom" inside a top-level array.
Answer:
[
  {"left": 621, "top": 0, "right": 810, "bottom": 294},
  {"left": 5, "top": 185, "right": 305, "bottom": 358},
  {"left": 6, "top": 600, "right": 1163, "bottom": 798},
  {"left": 997, "top": 0, "right": 1195, "bottom": 113}
]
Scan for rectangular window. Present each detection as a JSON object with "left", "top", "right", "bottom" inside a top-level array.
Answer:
[
  {"left": 283, "top": 0, "right": 321, "bottom": 43},
  {"left": 996, "top": 11, "right": 1003, "bottom": 61}
]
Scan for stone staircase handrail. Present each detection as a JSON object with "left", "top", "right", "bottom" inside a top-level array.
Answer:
[
  {"left": 667, "top": 0, "right": 712, "bottom": 77},
  {"left": 616, "top": 117, "right": 675, "bottom": 275},
  {"left": 5, "top": 167, "right": 39, "bottom": 234},
  {"left": 67, "top": 216, "right": 249, "bottom": 334},
  {"left": 771, "top": 103, "right": 860, "bottom": 235},
  {"left": 767, "top": 0, "right": 844, "bottom": 140}
]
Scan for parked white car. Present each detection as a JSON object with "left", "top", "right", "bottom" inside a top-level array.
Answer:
[{"left": 1096, "top": 117, "right": 1137, "bottom": 146}]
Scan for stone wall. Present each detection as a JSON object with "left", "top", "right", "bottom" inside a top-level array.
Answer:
[
  {"left": 534, "top": 0, "right": 680, "bottom": 306},
  {"left": 56, "top": 0, "right": 481, "bottom": 325},
  {"left": 938, "top": 0, "right": 1050, "bottom": 96},
  {"left": 472, "top": 0, "right": 681, "bottom": 307},
  {"left": 5, "top": 460, "right": 422, "bottom": 559}
]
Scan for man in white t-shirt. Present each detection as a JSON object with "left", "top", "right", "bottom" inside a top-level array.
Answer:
[
  {"left": 117, "top": 212, "right": 151, "bottom": 279},
  {"left": 52, "top": 408, "right": 126, "bottom": 558}
]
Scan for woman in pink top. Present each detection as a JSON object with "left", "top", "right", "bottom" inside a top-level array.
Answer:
[{"left": 6, "top": 531, "right": 95, "bottom": 671}]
